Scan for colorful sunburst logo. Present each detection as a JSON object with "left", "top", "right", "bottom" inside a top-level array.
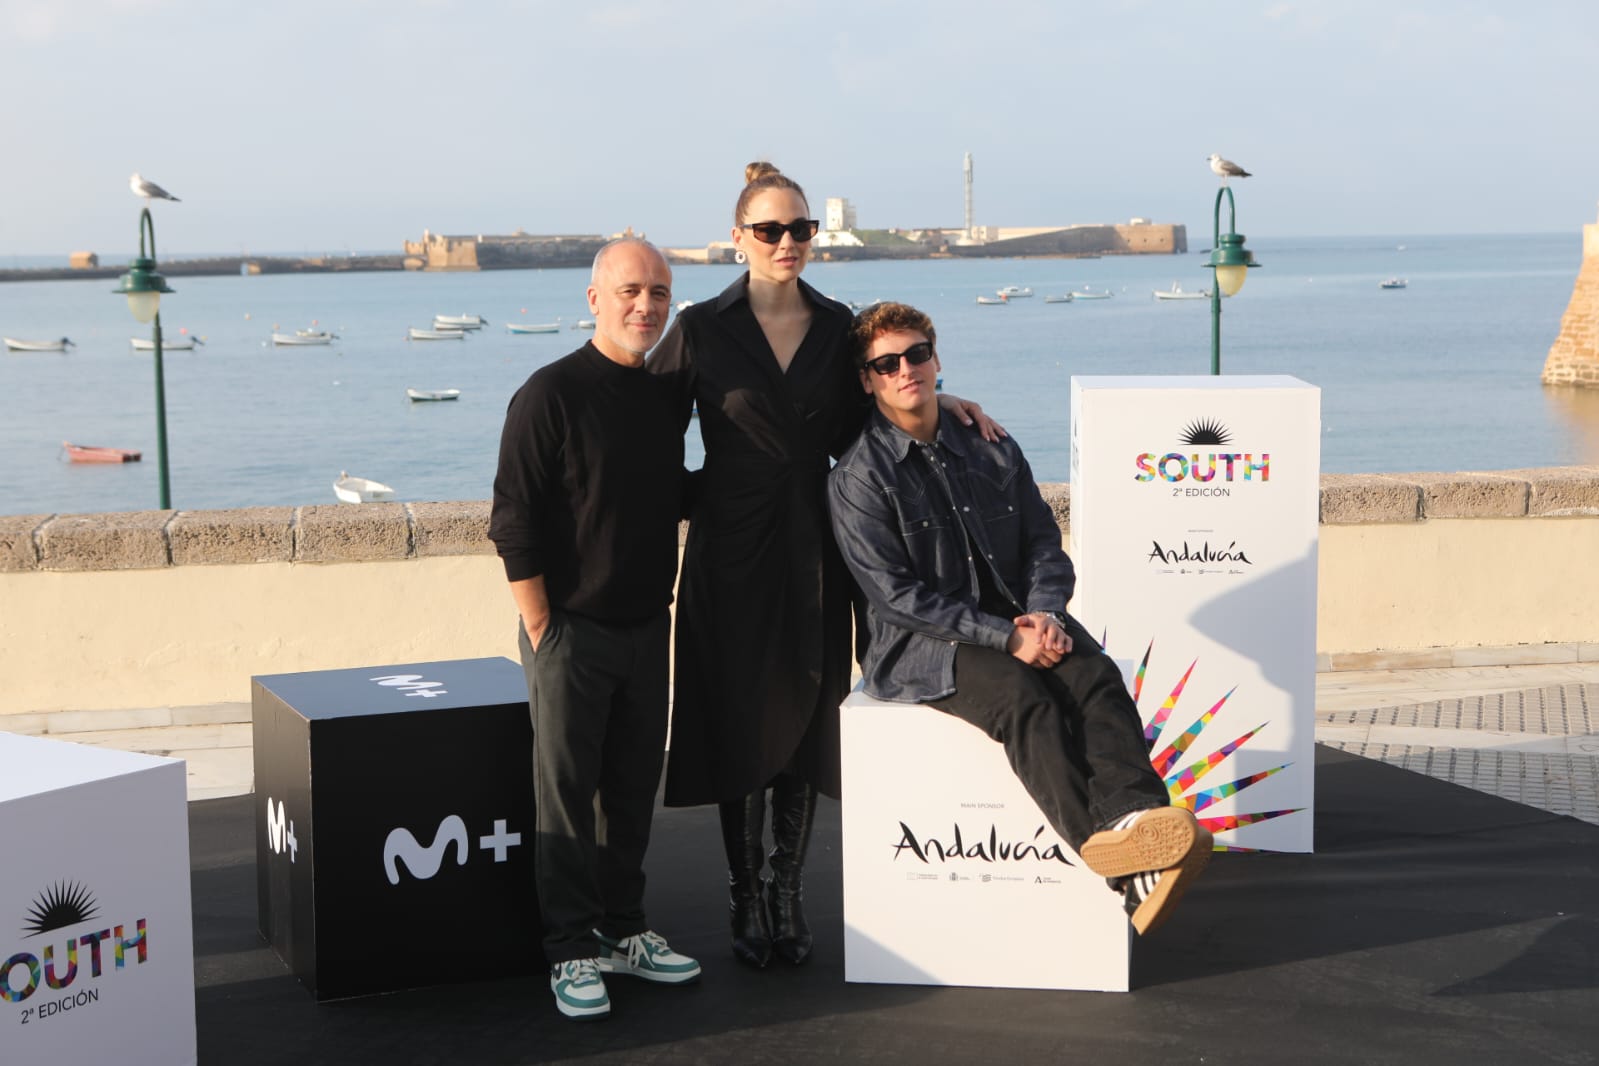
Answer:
[
  {"left": 1126, "top": 639, "right": 1300, "bottom": 851},
  {"left": 21, "top": 882, "right": 100, "bottom": 938}
]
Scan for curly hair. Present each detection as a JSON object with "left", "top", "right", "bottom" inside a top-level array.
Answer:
[{"left": 849, "top": 302, "right": 938, "bottom": 366}]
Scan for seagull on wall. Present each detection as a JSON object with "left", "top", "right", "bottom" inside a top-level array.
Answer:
[
  {"left": 1207, "top": 154, "right": 1251, "bottom": 184},
  {"left": 130, "top": 173, "right": 181, "bottom": 204}
]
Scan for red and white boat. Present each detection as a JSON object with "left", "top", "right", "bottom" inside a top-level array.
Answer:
[{"left": 63, "top": 441, "right": 142, "bottom": 463}]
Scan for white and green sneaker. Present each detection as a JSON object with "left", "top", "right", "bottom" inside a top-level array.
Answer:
[
  {"left": 550, "top": 957, "right": 610, "bottom": 1020},
  {"left": 594, "top": 929, "right": 702, "bottom": 984}
]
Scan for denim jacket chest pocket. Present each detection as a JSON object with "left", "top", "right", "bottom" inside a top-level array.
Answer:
[
  {"left": 888, "top": 465, "right": 969, "bottom": 597},
  {"left": 959, "top": 458, "right": 1024, "bottom": 584}
]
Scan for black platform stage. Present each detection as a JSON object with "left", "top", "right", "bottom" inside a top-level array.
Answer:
[{"left": 190, "top": 747, "right": 1599, "bottom": 1065}]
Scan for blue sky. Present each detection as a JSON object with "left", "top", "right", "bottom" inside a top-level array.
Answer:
[{"left": 3, "top": 0, "right": 1597, "bottom": 256}]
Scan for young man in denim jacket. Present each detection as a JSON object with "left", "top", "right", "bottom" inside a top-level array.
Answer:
[{"left": 827, "top": 302, "right": 1211, "bottom": 934}]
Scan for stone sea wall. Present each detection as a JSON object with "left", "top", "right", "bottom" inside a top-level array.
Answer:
[{"left": 3, "top": 468, "right": 1599, "bottom": 716}]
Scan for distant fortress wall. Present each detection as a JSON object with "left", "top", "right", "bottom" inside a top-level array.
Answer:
[
  {"left": 403, "top": 230, "right": 609, "bottom": 272},
  {"left": 1541, "top": 212, "right": 1599, "bottom": 388}
]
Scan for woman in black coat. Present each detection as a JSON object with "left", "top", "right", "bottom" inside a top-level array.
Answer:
[{"left": 648, "top": 162, "right": 999, "bottom": 968}]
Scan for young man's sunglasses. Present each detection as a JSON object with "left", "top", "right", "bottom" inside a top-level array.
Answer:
[
  {"left": 862, "top": 342, "right": 936, "bottom": 376},
  {"left": 739, "top": 219, "right": 820, "bottom": 244}
]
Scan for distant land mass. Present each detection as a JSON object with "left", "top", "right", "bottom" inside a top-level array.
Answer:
[{"left": 0, "top": 220, "right": 1185, "bottom": 283}]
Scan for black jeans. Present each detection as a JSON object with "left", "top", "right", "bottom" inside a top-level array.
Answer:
[
  {"left": 518, "top": 608, "right": 669, "bottom": 964},
  {"left": 927, "top": 614, "right": 1168, "bottom": 851}
]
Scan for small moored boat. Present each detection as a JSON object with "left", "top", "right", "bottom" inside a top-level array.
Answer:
[
  {"left": 573, "top": 319, "right": 596, "bottom": 330},
  {"left": 333, "top": 471, "right": 396, "bottom": 503},
  {"left": 975, "top": 294, "right": 1008, "bottom": 305},
  {"left": 131, "top": 335, "right": 203, "bottom": 351},
  {"left": 997, "top": 285, "right": 1033, "bottom": 298},
  {"left": 434, "top": 314, "right": 488, "bottom": 330},
  {"left": 272, "top": 332, "right": 334, "bottom": 346},
  {"left": 1380, "top": 278, "right": 1408, "bottom": 290},
  {"left": 5, "top": 337, "right": 74, "bottom": 352},
  {"left": 1043, "top": 294, "right": 1075, "bottom": 304},
  {"left": 506, "top": 321, "right": 561, "bottom": 334},
  {"left": 408, "top": 327, "right": 466, "bottom": 341},
  {"left": 406, "top": 388, "right": 461, "bottom": 402},
  {"left": 1071, "top": 287, "right": 1112, "bottom": 300},
  {"left": 63, "top": 441, "right": 141, "bottom": 463},
  {"left": 1153, "top": 282, "right": 1210, "bottom": 301}
]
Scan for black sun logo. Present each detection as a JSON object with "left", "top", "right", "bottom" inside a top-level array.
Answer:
[
  {"left": 22, "top": 881, "right": 100, "bottom": 938},
  {"left": 1180, "top": 419, "right": 1233, "bottom": 446}
]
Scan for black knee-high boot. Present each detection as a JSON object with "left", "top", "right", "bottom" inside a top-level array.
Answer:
[
  {"left": 718, "top": 791, "right": 772, "bottom": 968},
  {"left": 767, "top": 775, "right": 817, "bottom": 965}
]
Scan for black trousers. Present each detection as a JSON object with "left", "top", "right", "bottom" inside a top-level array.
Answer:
[
  {"left": 927, "top": 614, "right": 1169, "bottom": 851},
  {"left": 518, "top": 608, "right": 669, "bottom": 964}
]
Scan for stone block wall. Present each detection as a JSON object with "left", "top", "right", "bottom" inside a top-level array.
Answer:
[{"left": 1542, "top": 222, "right": 1599, "bottom": 387}]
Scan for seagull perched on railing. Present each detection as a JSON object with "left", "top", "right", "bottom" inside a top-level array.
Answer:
[
  {"left": 130, "top": 172, "right": 180, "bottom": 204},
  {"left": 1206, "top": 154, "right": 1251, "bottom": 184}
]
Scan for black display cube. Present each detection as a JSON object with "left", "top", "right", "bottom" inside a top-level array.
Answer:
[{"left": 251, "top": 656, "right": 542, "bottom": 1000}]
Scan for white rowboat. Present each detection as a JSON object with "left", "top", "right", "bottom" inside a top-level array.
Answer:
[
  {"left": 506, "top": 322, "right": 561, "bottom": 334},
  {"left": 5, "top": 337, "right": 74, "bottom": 352},
  {"left": 975, "top": 295, "right": 1007, "bottom": 305},
  {"left": 406, "top": 388, "right": 461, "bottom": 402},
  {"left": 333, "top": 472, "right": 396, "bottom": 503},
  {"left": 1153, "top": 283, "right": 1210, "bottom": 301},
  {"left": 1043, "top": 294, "right": 1075, "bottom": 304},
  {"left": 408, "top": 328, "right": 466, "bottom": 341},
  {"left": 131, "top": 335, "right": 203, "bottom": 350},
  {"left": 997, "top": 285, "right": 1033, "bottom": 298},
  {"left": 434, "top": 314, "right": 488, "bottom": 329},
  {"left": 272, "top": 332, "right": 334, "bottom": 346}
]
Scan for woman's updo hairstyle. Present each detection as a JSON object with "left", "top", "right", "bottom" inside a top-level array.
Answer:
[{"left": 735, "top": 161, "right": 808, "bottom": 224}]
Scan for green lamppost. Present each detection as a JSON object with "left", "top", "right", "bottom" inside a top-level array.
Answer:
[
  {"left": 1206, "top": 185, "right": 1260, "bottom": 374},
  {"left": 114, "top": 208, "right": 176, "bottom": 509}
]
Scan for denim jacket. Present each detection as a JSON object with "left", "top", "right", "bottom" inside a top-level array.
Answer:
[{"left": 828, "top": 408, "right": 1076, "bottom": 702}]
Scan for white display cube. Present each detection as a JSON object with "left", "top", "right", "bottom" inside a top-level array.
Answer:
[
  {"left": 1070, "top": 375, "right": 1321, "bottom": 853},
  {"left": 0, "top": 733, "right": 196, "bottom": 1064},
  {"left": 840, "top": 688, "right": 1130, "bottom": 991}
]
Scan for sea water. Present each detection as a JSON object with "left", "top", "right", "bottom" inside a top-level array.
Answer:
[{"left": 3, "top": 232, "right": 1597, "bottom": 516}]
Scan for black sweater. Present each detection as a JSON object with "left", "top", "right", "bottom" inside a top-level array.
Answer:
[{"left": 489, "top": 343, "right": 684, "bottom": 625}]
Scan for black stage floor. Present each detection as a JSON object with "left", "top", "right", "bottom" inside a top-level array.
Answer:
[{"left": 191, "top": 747, "right": 1599, "bottom": 1065}]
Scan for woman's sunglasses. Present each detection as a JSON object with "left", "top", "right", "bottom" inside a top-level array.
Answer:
[
  {"left": 740, "top": 219, "right": 820, "bottom": 244},
  {"left": 862, "top": 342, "right": 936, "bottom": 376}
]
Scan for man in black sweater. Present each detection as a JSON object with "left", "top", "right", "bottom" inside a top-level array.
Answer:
[{"left": 490, "top": 238, "right": 699, "bottom": 1021}]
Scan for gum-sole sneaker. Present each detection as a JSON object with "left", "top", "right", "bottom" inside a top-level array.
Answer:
[
  {"left": 1078, "top": 807, "right": 1200, "bottom": 879},
  {"left": 1123, "top": 825, "right": 1214, "bottom": 935}
]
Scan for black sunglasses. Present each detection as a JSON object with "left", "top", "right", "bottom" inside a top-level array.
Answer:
[
  {"left": 862, "top": 342, "right": 936, "bottom": 376},
  {"left": 739, "top": 219, "right": 820, "bottom": 244}
]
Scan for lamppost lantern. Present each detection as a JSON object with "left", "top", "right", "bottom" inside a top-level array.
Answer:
[
  {"left": 1206, "top": 185, "right": 1261, "bottom": 374},
  {"left": 114, "top": 255, "right": 174, "bottom": 323},
  {"left": 113, "top": 207, "right": 176, "bottom": 509},
  {"left": 1208, "top": 231, "right": 1257, "bottom": 297}
]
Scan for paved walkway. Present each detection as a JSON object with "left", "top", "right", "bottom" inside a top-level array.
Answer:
[{"left": 22, "top": 662, "right": 1599, "bottom": 825}]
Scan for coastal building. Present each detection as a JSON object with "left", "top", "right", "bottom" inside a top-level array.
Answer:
[
  {"left": 1541, "top": 205, "right": 1599, "bottom": 389},
  {"left": 402, "top": 228, "right": 617, "bottom": 271},
  {"left": 69, "top": 251, "right": 99, "bottom": 269},
  {"left": 825, "top": 197, "right": 858, "bottom": 232}
]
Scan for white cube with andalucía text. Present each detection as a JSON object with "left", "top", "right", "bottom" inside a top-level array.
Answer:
[
  {"left": 0, "top": 733, "right": 196, "bottom": 1065},
  {"left": 1069, "top": 375, "right": 1321, "bottom": 854},
  {"left": 841, "top": 688, "right": 1131, "bottom": 991}
]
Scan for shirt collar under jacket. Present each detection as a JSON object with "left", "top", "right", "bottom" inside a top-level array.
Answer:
[{"left": 865, "top": 406, "right": 972, "bottom": 465}]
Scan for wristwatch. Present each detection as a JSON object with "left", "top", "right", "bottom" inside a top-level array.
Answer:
[{"left": 1042, "top": 611, "right": 1069, "bottom": 630}]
